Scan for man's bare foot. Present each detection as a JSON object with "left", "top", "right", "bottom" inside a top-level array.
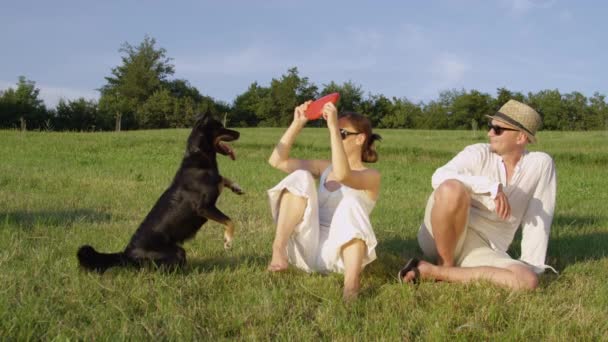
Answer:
[{"left": 401, "top": 260, "right": 432, "bottom": 283}]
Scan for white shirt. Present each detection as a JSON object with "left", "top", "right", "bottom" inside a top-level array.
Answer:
[{"left": 431, "top": 143, "right": 557, "bottom": 273}]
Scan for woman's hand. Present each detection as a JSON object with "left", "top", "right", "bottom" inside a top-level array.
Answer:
[
  {"left": 293, "top": 101, "right": 312, "bottom": 127},
  {"left": 321, "top": 102, "right": 338, "bottom": 128}
]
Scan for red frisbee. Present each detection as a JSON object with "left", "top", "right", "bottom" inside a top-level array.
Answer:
[{"left": 305, "top": 93, "right": 340, "bottom": 120}]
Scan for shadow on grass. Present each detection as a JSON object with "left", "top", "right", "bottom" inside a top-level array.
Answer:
[
  {"left": 83, "top": 254, "right": 271, "bottom": 276},
  {"left": 180, "top": 237, "right": 421, "bottom": 283},
  {"left": 1, "top": 209, "right": 112, "bottom": 229},
  {"left": 185, "top": 254, "right": 270, "bottom": 273},
  {"left": 552, "top": 214, "right": 602, "bottom": 231},
  {"left": 549, "top": 233, "right": 608, "bottom": 271},
  {"left": 373, "top": 214, "right": 608, "bottom": 285},
  {"left": 366, "top": 235, "right": 420, "bottom": 282},
  {"left": 508, "top": 213, "right": 607, "bottom": 272}
]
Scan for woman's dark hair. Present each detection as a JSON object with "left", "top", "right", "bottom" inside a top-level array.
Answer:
[{"left": 339, "top": 112, "right": 382, "bottom": 163}]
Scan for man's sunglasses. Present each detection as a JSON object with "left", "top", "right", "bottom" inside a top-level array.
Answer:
[
  {"left": 487, "top": 122, "right": 519, "bottom": 135},
  {"left": 339, "top": 128, "right": 359, "bottom": 140}
]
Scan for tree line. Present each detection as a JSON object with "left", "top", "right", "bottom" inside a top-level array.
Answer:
[{"left": 1, "top": 36, "right": 607, "bottom": 131}]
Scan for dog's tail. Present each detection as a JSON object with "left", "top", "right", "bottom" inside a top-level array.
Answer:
[{"left": 77, "top": 245, "right": 127, "bottom": 273}]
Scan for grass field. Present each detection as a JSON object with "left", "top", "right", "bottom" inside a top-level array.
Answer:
[{"left": 1, "top": 127, "right": 607, "bottom": 339}]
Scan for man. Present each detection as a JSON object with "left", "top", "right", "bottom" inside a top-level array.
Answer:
[{"left": 399, "top": 99, "right": 556, "bottom": 290}]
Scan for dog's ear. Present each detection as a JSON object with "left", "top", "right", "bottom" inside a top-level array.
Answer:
[
  {"left": 188, "top": 114, "right": 208, "bottom": 155},
  {"left": 193, "top": 113, "right": 209, "bottom": 128}
]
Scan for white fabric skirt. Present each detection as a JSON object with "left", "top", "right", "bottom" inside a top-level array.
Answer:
[{"left": 268, "top": 170, "right": 377, "bottom": 273}]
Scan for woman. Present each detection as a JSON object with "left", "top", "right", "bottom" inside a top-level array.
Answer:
[{"left": 267, "top": 100, "right": 382, "bottom": 300}]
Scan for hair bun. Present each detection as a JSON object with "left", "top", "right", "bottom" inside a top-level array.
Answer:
[{"left": 370, "top": 133, "right": 382, "bottom": 144}]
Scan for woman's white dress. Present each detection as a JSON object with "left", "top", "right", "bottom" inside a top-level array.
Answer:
[{"left": 267, "top": 166, "right": 378, "bottom": 273}]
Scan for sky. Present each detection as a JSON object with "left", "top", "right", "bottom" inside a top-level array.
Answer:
[{"left": 1, "top": 0, "right": 606, "bottom": 108}]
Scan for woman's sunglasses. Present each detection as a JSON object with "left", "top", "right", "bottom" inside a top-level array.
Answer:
[
  {"left": 339, "top": 128, "right": 359, "bottom": 140},
  {"left": 487, "top": 122, "right": 519, "bottom": 136}
]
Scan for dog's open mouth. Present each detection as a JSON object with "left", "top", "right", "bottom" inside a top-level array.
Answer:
[{"left": 215, "top": 135, "right": 236, "bottom": 160}]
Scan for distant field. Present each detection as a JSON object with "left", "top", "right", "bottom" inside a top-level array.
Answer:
[{"left": 1, "top": 127, "right": 607, "bottom": 339}]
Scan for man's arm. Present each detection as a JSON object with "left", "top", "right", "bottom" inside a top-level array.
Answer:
[
  {"left": 432, "top": 144, "right": 501, "bottom": 197},
  {"left": 519, "top": 156, "right": 557, "bottom": 273}
]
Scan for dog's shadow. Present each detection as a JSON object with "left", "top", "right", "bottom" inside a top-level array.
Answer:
[
  {"left": 182, "top": 254, "right": 269, "bottom": 274},
  {"left": 1, "top": 209, "right": 112, "bottom": 229}
]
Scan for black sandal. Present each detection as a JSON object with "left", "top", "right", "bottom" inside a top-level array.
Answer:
[{"left": 398, "top": 258, "right": 420, "bottom": 284}]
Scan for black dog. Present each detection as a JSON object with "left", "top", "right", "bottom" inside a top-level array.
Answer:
[{"left": 77, "top": 114, "right": 243, "bottom": 273}]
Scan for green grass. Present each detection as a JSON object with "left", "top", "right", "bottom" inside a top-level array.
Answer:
[{"left": 1, "top": 127, "right": 607, "bottom": 339}]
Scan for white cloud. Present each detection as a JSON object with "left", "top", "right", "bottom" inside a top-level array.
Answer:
[
  {"left": 175, "top": 23, "right": 432, "bottom": 81},
  {"left": 558, "top": 9, "right": 573, "bottom": 23},
  {"left": 0, "top": 80, "right": 15, "bottom": 91},
  {"left": 39, "top": 85, "right": 99, "bottom": 108},
  {"left": 410, "top": 54, "right": 470, "bottom": 100},
  {"left": 177, "top": 45, "right": 287, "bottom": 75},
  {"left": 431, "top": 54, "right": 469, "bottom": 87},
  {"left": 173, "top": 23, "right": 472, "bottom": 103},
  {"left": 503, "top": 0, "right": 556, "bottom": 13}
]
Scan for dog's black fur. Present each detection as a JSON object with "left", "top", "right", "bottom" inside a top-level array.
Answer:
[{"left": 77, "top": 114, "right": 242, "bottom": 273}]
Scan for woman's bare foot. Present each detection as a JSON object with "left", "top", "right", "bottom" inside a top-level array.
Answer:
[
  {"left": 343, "top": 273, "right": 361, "bottom": 301},
  {"left": 343, "top": 284, "right": 360, "bottom": 301},
  {"left": 267, "top": 247, "right": 289, "bottom": 272},
  {"left": 267, "top": 262, "right": 288, "bottom": 272}
]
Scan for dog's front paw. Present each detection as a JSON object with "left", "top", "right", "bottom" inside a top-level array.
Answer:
[{"left": 230, "top": 183, "right": 245, "bottom": 195}]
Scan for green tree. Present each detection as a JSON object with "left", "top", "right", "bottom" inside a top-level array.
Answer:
[
  {"left": 171, "top": 96, "right": 197, "bottom": 128},
  {"left": 164, "top": 79, "right": 204, "bottom": 102},
  {"left": 494, "top": 87, "right": 525, "bottom": 110},
  {"left": 419, "top": 100, "right": 449, "bottom": 129},
  {"left": 267, "top": 67, "right": 318, "bottom": 126},
  {"left": 98, "top": 36, "right": 175, "bottom": 130},
  {"left": 561, "top": 92, "right": 588, "bottom": 130},
  {"left": 164, "top": 79, "right": 227, "bottom": 128},
  {"left": 380, "top": 97, "right": 422, "bottom": 128},
  {"left": 231, "top": 82, "right": 269, "bottom": 127},
  {"left": 359, "top": 94, "right": 392, "bottom": 127},
  {"left": 136, "top": 89, "right": 174, "bottom": 129},
  {"left": 239, "top": 67, "right": 319, "bottom": 127},
  {"left": 321, "top": 81, "right": 364, "bottom": 113},
  {"left": 527, "top": 89, "right": 564, "bottom": 130},
  {"left": 450, "top": 90, "right": 493, "bottom": 129},
  {"left": 55, "top": 98, "right": 103, "bottom": 131},
  {"left": 0, "top": 76, "right": 48, "bottom": 130},
  {"left": 587, "top": 93, "right": 608, "bottom": 130}
]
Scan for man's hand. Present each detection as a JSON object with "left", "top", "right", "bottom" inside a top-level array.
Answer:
[{"left": 494, "top": 183, "right": 511, "bottom": 220}]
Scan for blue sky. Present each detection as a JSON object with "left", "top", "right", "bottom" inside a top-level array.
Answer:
[{"left": 1, "top": 0, "right": 606, "bottom": 108}]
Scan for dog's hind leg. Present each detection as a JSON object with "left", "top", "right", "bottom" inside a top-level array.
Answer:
[
  {"left": 197, "top": 205, "right": 235, "bottom": 250},
  {"left": 128, "top": 246, "right": 186, "bottom": 270},
  {"left": 155, "top": 246, "right": 187, "bottom": 270},
  {"left": 222, "top": 221, "right": 235, "bottom": 250}
]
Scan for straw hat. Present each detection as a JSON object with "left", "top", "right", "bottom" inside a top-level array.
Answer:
[{"left": 486, "top": 99, "right": 542, "bottom": 143}]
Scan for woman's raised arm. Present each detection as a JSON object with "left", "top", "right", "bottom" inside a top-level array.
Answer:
[{"left": 268, "top": 101, "right": 329, "bottom": 177}]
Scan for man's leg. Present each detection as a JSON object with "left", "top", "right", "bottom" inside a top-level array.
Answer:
[
  {"left": 268, "top": 189, "right": 306, "bottom": 271},
  {"left": 416, "top": 261, "right": 539, "bottom": 290},
  {"left": 430, "top": 180, "right": 470, "bottom": 266},
  {"left": 341, "top": 238, "right": 366, "bottom": 301}
]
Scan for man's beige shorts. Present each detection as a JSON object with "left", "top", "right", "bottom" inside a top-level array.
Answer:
[{"left": 417, "top": 191, "right": 525, "bottom": 269}]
